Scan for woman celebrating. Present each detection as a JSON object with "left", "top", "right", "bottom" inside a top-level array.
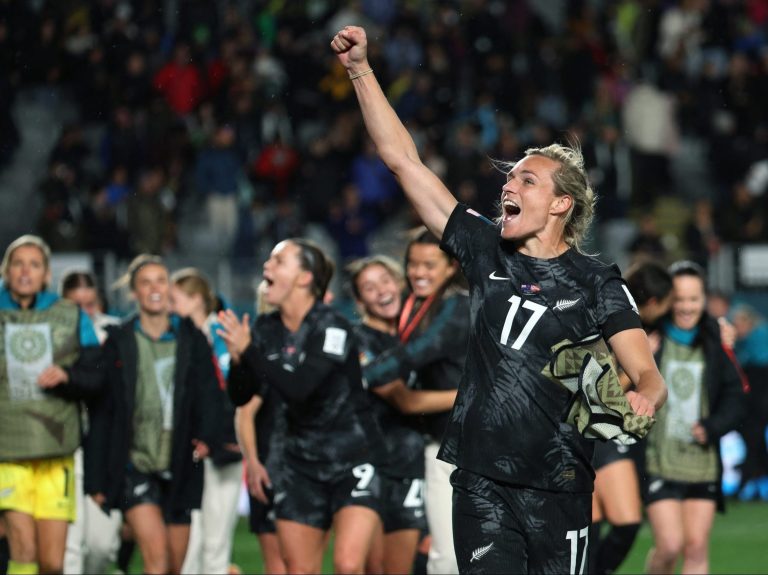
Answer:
[
  {"left": 348, "top": 253, "right": 460, "bottom": 574},
  {"left": 234, "top": 281, "right": 287, "bottom": 575},
  {"left": 87, "top": 255, "right": 221, "bottom": 575},
  {"left": 356, "top": 232, "right": 469, "bottom": 575},
  {"left": 170, "top": 268, "right": 243, "bottom": 575},
  {"left": 332, "top": 26, "right": 666, "bottom": 574},
  {"left": 0, "top": 235, "right": 103, "bottom": 575},
  {"left": 644, "top": 261, "right": 746, "bottom": 574},
  {"left": 219, "top": 238, "right": 382, "bottom": 575}
]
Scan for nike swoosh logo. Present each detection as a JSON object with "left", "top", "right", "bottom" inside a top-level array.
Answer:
[
  {"left": 133, "top": 483, "right": 150, "bottom": 497},
  {"left": 489, "top": 271, "right": 511, "bottom": 281}
]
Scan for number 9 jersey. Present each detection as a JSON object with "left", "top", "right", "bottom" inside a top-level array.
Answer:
[{"left": 438, "top": 204, "right": 642, "bottom": 493}]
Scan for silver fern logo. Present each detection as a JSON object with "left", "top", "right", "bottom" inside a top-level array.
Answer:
[
  {"left": 553, "top": 298, "right": 581, "bottom": 312},
  {"left": 470, "top": 542, "right": 494, "bottom": 563}
]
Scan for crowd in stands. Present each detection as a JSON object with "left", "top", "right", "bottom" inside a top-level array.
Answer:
[{"left": 0, "top": 0, "right": 767, "bottom": 278}]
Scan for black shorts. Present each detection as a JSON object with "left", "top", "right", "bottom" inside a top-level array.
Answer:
[
  {"left": 273, "top": 461, "right": 380, "bottom": 530},
  {"left": 249, "top": 489, "right": 277, "bottom": 535},
  {"left": 451, "top": 468, "right": 592, "bottom": 574},
  {"left": 592, "top": 440, "right": 633, "bottom": 471},
  {"left": 379, "top": 476, "right": 427, "bottom": 534},
  {"left": 121, "top": 466, "right": 192, "bottom": 524},
  {"left": 644, "top": 476, "right": 719, "bottom": 506}
]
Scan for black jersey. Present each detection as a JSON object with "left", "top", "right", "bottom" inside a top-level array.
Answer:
[
  {"left": 438, "top": 204, "right": 641, "bottom": 493},
  {"left": 355, "top": 323, "right": 425, "bottom": 479},
  {"left": 254, "top": 383, "right": 285, "bottom": 473},
  {"left": 230, "top": 303, "right": 383, "bottom": 480},
  {"left": 362, "top": 292, "right": 470, "bottom": 443}
]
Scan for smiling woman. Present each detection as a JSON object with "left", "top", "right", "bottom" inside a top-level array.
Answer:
[
  {"left": 86, "top": 254, "right": 223, "bottom": 575},
  {"left": 332, "top": 25, "right": 668, "bottom": 574},
  {"left": 347, "top": 241, "right": 468, "bottom": 574},
  {"left": 644, "top": 260, "right": 746, "bottom": 574},
  {"left": 0, "top": 235, "right": 104, "bottom": 575}
]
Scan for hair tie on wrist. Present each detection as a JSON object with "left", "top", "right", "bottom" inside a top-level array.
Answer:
[{"left": 349, "top": 68, "right": 373, "bottom": 80}]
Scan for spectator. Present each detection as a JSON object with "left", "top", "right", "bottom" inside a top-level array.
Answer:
[
  {"left": 628, "top": 213, "right": 668, "bottom": 265},
  {"left": 127, "top": 166, "right": 174, "bottom": 255},
  {"left": 327, "top": 183, "right": 375, "bottom": 263},
  {"left": 153, "top": 42, "right": 204, "bottom": 118},
  {"left": 251, "top": 133, "right": 300, "bottom": 200},
  {"left": 622, "top": 77, "right": 679, "bottom": 208},
  {"left": 720, "top": 180, "right": 766, "bottom": 243},
  {"left": 683, "top": 198, "right": 721, "bottom": 269},
  {"left": 350, "top": 136, "right": 401, "bottom": 224},
  {"left": 195, "top": 124, "right": 243, "bottom": 255},
  {"left": 731, "top": 304, "right": 768, "bottom": 501},
  {"left": 81, "top": 180, "right": 131, "bottom": 261}
]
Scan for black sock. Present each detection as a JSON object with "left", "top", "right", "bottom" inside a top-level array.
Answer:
[
  {"left": 117, "top": 538, "right": 136, "bottom": 572},
  {"left": 0, "top": 536, "right": 8, "bottom": 575},
  {"left": 595, "top": 522, "right": 641, "bottom": 575},
  {"left": 588, "top": 521, "right": 604, "bottom": 575}
]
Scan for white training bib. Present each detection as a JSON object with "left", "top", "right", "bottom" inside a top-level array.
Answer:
[
  {"left": 4, "top": 322, "right": 53, "bottom": 402},
  {"left": 153, "top": 356, "right": 176, "bottom": 430},
  {"left": 664, "top": 359, "right": 704, "bottom": 442}
]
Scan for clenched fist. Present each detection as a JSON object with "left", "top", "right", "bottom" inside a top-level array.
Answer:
[{"left": 330, "top": 26, "right": 370, "bottom": 74}]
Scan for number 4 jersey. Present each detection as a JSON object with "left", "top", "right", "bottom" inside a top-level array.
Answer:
[{"left": 438, "top": 204, "right": 641, "bottom": 493}]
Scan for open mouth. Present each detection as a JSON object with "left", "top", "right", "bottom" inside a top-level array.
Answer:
[
  {"left": 378, "top": 295, "right": 395, "bottom": 307},
  {"left": 503, "top": 199, "right": 520, "bottom": 221}
]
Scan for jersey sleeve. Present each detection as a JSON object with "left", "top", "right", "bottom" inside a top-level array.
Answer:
[
  {"left": 597, "top": 270, "right": 643, "bottom": 339},
  {"left": 363, "top": 296, "right": 466, "bottom": 388},
  {"left": 440, "top": 203, "right": 498, "bottom": 281},
  {"left": 54, "top": 310, "right": 105, "bottom": 401}
]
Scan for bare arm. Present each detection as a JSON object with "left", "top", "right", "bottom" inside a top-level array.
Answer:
[
  {"left": 235, "top": 395, "right": 271, "bottom": 504},
  {"left": 331, "top": 26, "right": 457, "bottom": 238},
  {"left": 372, "top": 379, "right": 457, "bottom": 415},
  {"left": 609, "top": 328, "right": 667, "bottom": 416}
]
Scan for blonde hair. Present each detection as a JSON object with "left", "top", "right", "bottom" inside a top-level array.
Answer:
[
  {"left": 256, "top": 280, "right": 275, "bottom": 315},
  {"left": 113, "top": 254, "right": 166, "bottom": 290},
  {"left": 170, "top": 267, "right": 217, "bottom": 315},
  {"left": 496, "top": 141, "right": 596, "bottom": 253},
  {"left": 1, "top": 235, "right": 51, "bottom": 287},
  {"left": 346, "top": 255, "right": 405, "bottom": 300}
]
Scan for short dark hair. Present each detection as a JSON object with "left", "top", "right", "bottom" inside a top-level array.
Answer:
[
  {"left": 624, "top": 261, "right": 673, "bottom": 306},
  {"left": 60, "top": 270, "right": 97, "bottom": 296},
  {"left": 668, "top": 260, "right": 705, "bottom": 282}
]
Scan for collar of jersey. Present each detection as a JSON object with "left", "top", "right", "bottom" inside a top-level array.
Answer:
[
  {"left": 0, "top": 287, "right": 59, "bottom": 311},
  {"left": 664, "top": 319, "right": 699, "bottom": 346},
  {"left": 133, "top": 314, "right": 181, "bottom": 341}
]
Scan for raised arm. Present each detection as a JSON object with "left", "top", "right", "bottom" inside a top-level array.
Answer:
[{"left": 331, "top": 26, "right": 457, "bottom": 239}]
